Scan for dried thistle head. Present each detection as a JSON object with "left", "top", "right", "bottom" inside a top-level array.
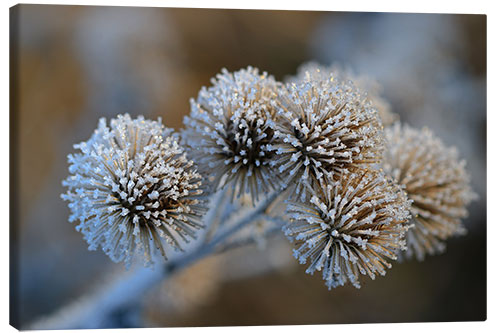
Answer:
[
  {"left": 270, "top": 74, "right": 384, "bottom": 200},
  {"left": 382, "top": 123, "right": 477, "bottom": 261},
  {"left": 182, "top": 66, "right": 280, "bottom": 202},
  {"left": 288, "top": 61, "right": 398, "bottom": 127},
  {"left": 61, "top": 114, "right": 207, "bottom": 266},
  {"left": 284, "top": 170, "right": 411, "bottom": 289}
]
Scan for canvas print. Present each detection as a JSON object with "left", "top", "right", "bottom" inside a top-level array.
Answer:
[{"left": 9, "top": 4, "right": 486, "bottom": 330}]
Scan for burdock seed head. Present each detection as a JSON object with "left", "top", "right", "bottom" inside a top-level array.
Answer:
[
  {"left": 61, "top": 114, "right": 208, "bottom": 266},
  {"left": 269, "top": 73, "right": 384, "bottom": 201},
  {"left": 182, "top": 66, "right": 280, "bottom": 203},
  {"left": 284, "top": 169, "right": 411, "bottom": 289},
  {"left": 287, "top": 61, "right": 398, "bottom": 127},
  {"left": 382, "top": 122, "right": 477, "bottom": 261}
]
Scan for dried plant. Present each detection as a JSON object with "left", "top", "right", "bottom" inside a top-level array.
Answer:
[
  {"left": 182, "top": 66, "right": 280, "bottom": 202},
  {"left": 54, "top": 63, "right": 477, "bottom": 329},
  {"left": 287, "top": 61, "right": 398, "bottom": 126},
  {"left": 269, "top": 73, "right": 384, "bottom": 200},
  {"left": 284, "top": 170, "right": 411, "bottom": 289},
  {"left": 382, "top": 122, "right": 477, "bottom": 260},
  {"left": 61, "top": 114, "right": 207, "bottom": 266}
]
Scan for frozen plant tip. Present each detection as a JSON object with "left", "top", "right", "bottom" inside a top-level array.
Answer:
[
  {"left": 284, "top": 170, "right": 411, "bottom": 289},
  {"left": 288, "top": 61, "right": 398, "bottom": 126},
  {"left": 182, "top": 67, "right": 280, "bottom": 202},
  {"left": 382, "top": 123, "right": 477, "bottom": 261},
  {"left": 61, "top": 114, "right": 208, "bottom": 266},
  {"left": 270, "top": 74, "right": 384, "bottom": 200}
]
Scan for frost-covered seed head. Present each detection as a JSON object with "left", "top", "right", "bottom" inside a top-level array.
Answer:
[
  {"left": 61, "top": 114, "right": 207, "bottom": 266},
  {"left": 270, "top": 73, "right": 384, "bottom": 200},
  {"left": 284, "top": 170, "right": 411, "bottom": 289},
  {"left": 382, "top": 123, "right": 477, "bottom": 261},
  {"left": 182, "top": 66, "right": 280, "bottom": 202},
  {"left": 288, "top": 61, "right": 398, "bottom": 127}
]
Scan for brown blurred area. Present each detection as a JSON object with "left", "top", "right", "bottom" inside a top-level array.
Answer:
[
  {"left": 10, "top": 4, "right": 486, "bottom": 329},
  {"left": 12, "top": 5, "right": 322, "bottom": 222}
]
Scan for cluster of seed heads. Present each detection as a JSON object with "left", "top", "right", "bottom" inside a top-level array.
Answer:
[{"left": 62, "top": 63, "right": 476, "bottom": 289}]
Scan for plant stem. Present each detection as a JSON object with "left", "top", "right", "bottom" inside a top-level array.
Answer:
[
  {"left": 208, "top": 189, "right": 282, "bottom": 248},
  {"left": 29, "top": 190, "right": 284, "bottom": 329}
]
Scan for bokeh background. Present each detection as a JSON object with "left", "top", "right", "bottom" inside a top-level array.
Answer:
[{"left": 10, "top": 4, "right": 486, "bottom": 329}]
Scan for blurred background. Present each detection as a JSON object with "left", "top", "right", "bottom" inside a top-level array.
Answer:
[{"left": 10, "top": 4, "right": 486, "bottom": 329}]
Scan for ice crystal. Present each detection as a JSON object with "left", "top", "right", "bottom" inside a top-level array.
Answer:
[
  {"left": 284, "top": 170, "right": 411, "bottom": 289},
  {"left": 288, "top": 61, "right": 398, "bottom": 126},
  {"left": 182, "top": 66, "right": 280, "bottom": 202},
  {"left": 382, "top": 123, "right": 477, "bottom": 261},
  {"left": 269, "top": 74, "right": 384, "bottom": 200},
  {"left": 61, "top": 114, "right": 207, "bottom": 266}
]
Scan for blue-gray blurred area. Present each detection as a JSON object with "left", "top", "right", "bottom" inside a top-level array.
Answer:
[{"left": 10, "top": 5, "right": 486, "bottom": 329}]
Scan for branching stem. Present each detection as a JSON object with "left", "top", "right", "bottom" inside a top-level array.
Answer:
[{"left": 30, "top": 190, "right": 284, "bottom": 329}]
